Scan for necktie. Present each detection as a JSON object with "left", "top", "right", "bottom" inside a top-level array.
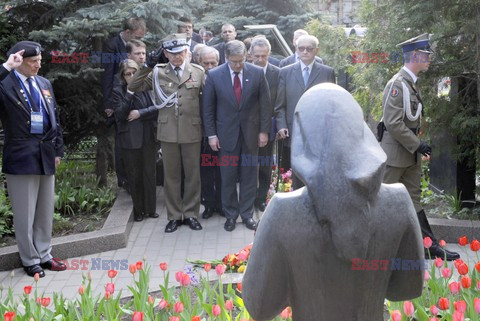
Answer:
[
  {"left": 303, "top": 66, "right": 309, "bottom": 86},
  {"left": 174, "top": 66, "right": 182, "bottom": 82},
  {"left": 233, "top": 72, "right": 242, "bottom": 104},
  {"left": 27, "top": 77, "right": 50, "bottom": 129}
]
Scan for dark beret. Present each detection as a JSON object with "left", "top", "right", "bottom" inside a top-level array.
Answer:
[{"left": 7, "top": 41, "right": 43, "bottom": 58}]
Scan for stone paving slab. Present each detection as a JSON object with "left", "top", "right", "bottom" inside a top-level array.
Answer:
[{"left": 0, "top": 187, "right": 255, "bottom": 300}]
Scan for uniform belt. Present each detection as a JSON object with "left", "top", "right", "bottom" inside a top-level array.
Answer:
[{"left": 384, "top": 127, "right": 418, "bottom": 135}]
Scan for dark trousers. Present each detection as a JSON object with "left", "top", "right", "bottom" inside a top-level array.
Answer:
[
  {"left": 200, "top": 138, "right": 222, "bottom": 210},
  {"left": 115, "top": 132, "right": 128, "bottom": 187},
  {"left": 256, "top": 140, "right": 274, "bottom": 204},
  {"left": 122, "top": 140, "right": 157, "bottom": 217},
  {"left": 219, "top": 132, "right": 258, "bottom": 221}
]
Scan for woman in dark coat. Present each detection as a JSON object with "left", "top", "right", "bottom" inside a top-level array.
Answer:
[{"left": 113, "top": 59, "right": 158, "bottom": 222}]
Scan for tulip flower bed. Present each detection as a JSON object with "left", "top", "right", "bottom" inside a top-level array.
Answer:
[
  {"left": 187, "top": 244, "right": 252, "bottom": 274},
  {"left": 387, "top": 236, "right": 480, "bottom": 321},
  {"left": 0, "top": 259, "right": 293, "bottom": 321}
]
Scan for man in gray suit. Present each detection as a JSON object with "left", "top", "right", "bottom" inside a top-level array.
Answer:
[
  {"left": 275, "top": 35, "right": 336, "bottom": 186},
  {"left": 279, "top": 29, "right": 323, "bottom": 68},
  {"left": 203, "top": 40, "right": 271, "bottom": 231},
  {"left": 249, "top": 36, "right": 280, "bottom": 212}
]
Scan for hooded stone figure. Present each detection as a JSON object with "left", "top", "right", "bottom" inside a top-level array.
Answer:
[{"left": 243, "top": 83, "right": 424, "bottom": 321}]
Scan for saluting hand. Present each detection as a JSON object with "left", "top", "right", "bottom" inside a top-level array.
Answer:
[{"left": 6, "top": 50, "right": 24, "bottom": 69}]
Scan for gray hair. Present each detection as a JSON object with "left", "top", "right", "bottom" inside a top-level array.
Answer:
[
  {"left": 296, "top": 35, "right": 319, "bottom": 48},
  {"left": 199, "top": 46, "right": 220, "bottom": 62},
  {"left": 225, "top": 40, "right": 246, "bottom": 57},
  {"left": 250, "top": 36, "right": 271, "bottom": 54}
]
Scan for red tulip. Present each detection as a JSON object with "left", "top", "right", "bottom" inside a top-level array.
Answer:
[
  {"left": 108, "top": 269, "right": 118, "bottom": 279},
  {"left": 457, "top": 262, "right": 469, "bottom": 275},
  {"left": 403, "top": 301, "right": 414, "bottom": 317},
  {"left": 174, "top": 301, "right": 184, "bottom": 314},
  {"left": 192, "top": 317, "right": 201, "bottom": 321},
  {"left": 105, "top": 282, "right": 115, "bottom": 294},
  {"left": 215, "top": 264, "right": 226, "bottom": 276},
  {"left": 24, "top": 285, "right": 32, "bottom": 295},
  {"left": 474, "top": 297, "right": 480, "bottom": 314},
  {"left": 434, "top": 257, "right": 443, "bottom": 268},
  {"left": 438, "top": 297, "right": 450, "bottom": 310},
  {"left": 453, "top": 311, "right": 464, "bottom": 321},
  {"left": 148, "top": 295, "right": 154, "bottom": 305},
  {"left": 158, "top": 299, "right": 168, "bottom": 310},
  {"left": 236, "top": 282, "right": 242, "bottom": 292},
  {"left": 470, "top": 239, "right": 480, "bottom": 251},
  {"left": 454, "top": 259, "right": 465, "bottom": 269},
  {"left": 391, "top": 310, "right": 402, "bottom": 321},
  {"left": 477, "top": 280, "right": 480, "bottom": 290},
  {"left": 237, "top": 249, "right": 249, "bottom": 261},
  {"left": 41, "top": 297, "right": 51, "bottom": 307},
  {"left": 423, "top": 237, "right": 433, "bottom": 249},
  {"left": 129, "top": 264, "right": 137, "bottom": 274},
  {"left": 280, "top": 307, "right": 292, "bottom": 319},
  {"left": 175, "top": 271, "right": 183, "bottom": 282},
  {"left": 159, "top": 262, "right": 168, "bottom": 271},
  {"left": 449, "top": 281, "right": 460, "bottom": 294},
  {"left": 461, "top": 276, "right": 471, "bottom": 289},
  {"left": 476, "top": 261, "right": 480, "bottom": 273},
  {"left": 424, "top": 270, "right": 431, "bottom": 281},
  {"left": 3, "top": 311, "right": 15, "bottom": 321},
  {"left": 454, "top": 300, "right": 467, "bottom": 313},
  {"left": 105, "top": 291, "right": 112, "bottom": 300},
  {"left": 135, "top": 261, "right": 143, "bottom": 270},
  {"left": 78, "top": 285, "right": 85, "bottom": 295},
  {"left": 225, "top": 300, "right": 234, "bottom": 311},
  {"left": 439, "top": 239, "right": 446, "bottom": 247},
  {"left": 458, "top": 236, "right": 468, "bottom": 246},
  {"left": 441, "top": 267, "right": 451, "bottom": 278},
  {"left": 180, "top": 273, "right": 191, "bottom": 286},
  {"left": 430, "top": 305, "right": 439, "bottom": 315},
  {"left": 132, "top": 311, "right": 144, "bottom": 321},
  {"left": 212, "top": 304, "right": 221, "bottom": 316},
  {"left": 429, "top": 318, "right": 438, "bottom": 321},
  {"left": 34, "top": 272, "right": 40, "bottom": 282},
  {"left": 169, "top": 317, "right": 180, "bottom": 321},
  {"left": 204, "top": 263, "right": 212, "bottom": 272}
]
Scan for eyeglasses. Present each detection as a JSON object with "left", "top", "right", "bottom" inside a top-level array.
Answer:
[
  {"left": 228, "top": 59, "right": 245, "bottom": 66},
  {"left": 298, "top": 46, "right": 316, "bottom": 53},
  {"left": 123, "top": 72, "right": 135, "bottom": 77}
]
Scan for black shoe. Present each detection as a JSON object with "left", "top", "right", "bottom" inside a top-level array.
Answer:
[
  {"left": 425, "top": 243, "right": 460, "bottom": 261},
  {"left": 134, "top": 213, "right": 144, "bottom": 222},
  {"left": 23, "top": 264, "right": 45, "bottom": 278},
  {"left": 148, "top": 212, "right": 159, "bottom": 218},
  {"left": 202, "top": 207, "right": 214, "bottom": 219},
  {"left": 224, "top": 218, "right": 236, "bottom": 231},
  {"left": 242, "top": 217, "right": 258, "bottom": 230},
  {"left": 184, "top": 217, "right": 203, "bottom": 230},
  {"left": 165, "top": 220, "right": 182, "bottom": 233},
  {"left": 256, "top": 202, "right": 267, "bottom": 212},
  {"left": 40, "top": 258, "right": 67, "bottom": 271}
]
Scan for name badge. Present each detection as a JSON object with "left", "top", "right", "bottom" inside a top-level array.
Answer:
[{"left": 31, "top": 112, "right": 43, "bottom": 134}]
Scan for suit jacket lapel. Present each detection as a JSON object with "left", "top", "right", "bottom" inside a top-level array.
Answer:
[
  {"left": 166, "top": 64, "right": 181, "bottom": 84},
  {"left": 36, "top": 77, "right": 57, "bottom": 130},
  {"left": 306, "top": 62, "right": 321, "bottom": 88},
  {"left": 179, "top": 63, "right": 192, "bottom": 85},
  {"left": 4, "top": 73, "right": 31, "bottom": 116},
  {"left": 293, "top": 63, "right": 305, "bottom": 90},
  {"left": 222, "top": 64, "right": 237, "bottom": 107},
  {"left": 240, "top": 64, "right": 252, "bottom": 109}
]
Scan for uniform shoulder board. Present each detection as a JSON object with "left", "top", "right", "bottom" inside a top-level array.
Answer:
[
  {"left": 190, "top": 63, "right": 205, "bottom": 72},
  {"left": 156, "top": 63, "right": 168, "bottom": 68}
]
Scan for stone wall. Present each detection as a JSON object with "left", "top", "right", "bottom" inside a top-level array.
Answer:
[{"left": 309, "top": 0, "right": 365, "bottom": 26}]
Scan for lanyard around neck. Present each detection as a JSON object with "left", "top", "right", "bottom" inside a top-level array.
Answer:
[{"left": 13, "top": 71, "right": 43, "bottom": 113}]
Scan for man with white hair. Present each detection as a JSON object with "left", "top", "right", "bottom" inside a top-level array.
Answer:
[
  {"left": 275, "top": 34, "right": 335, "bottom": 188},
  {"left": 279, "top": 29, "right": 323, "bottom": 67}
]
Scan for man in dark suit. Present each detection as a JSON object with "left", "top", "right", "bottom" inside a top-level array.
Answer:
[
  {"left": 203, "top": 40, "right": 271, "bottom": 231},
  {"left": 279, "top": 29, "right": 323, "bottom": 67},
  {"left": 275, "top": 35, "right": 336, "bottom": 187},
  {"left": 249, "top": 36, "right": 280, "bottom": 212},
  {"left": 213, "top": 23, "right": 237, "bottom": 65},
  {"left": 177, "top": 17, "right": 199, "bottom": 55},
  {"left": 102, "top": 17, "right": 146, "bottom": 191},
  {"left": 0, "top": 42, "right": 66, "bottom": 277}
]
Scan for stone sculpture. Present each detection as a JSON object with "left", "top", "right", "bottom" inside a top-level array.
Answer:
[{"left": 243, "top": 83, "right": 424, "bottom": 321}]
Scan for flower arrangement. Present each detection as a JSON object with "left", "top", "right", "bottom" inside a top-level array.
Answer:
[
  {"left": 266, "top": 166, "right": 293, "bottom": 204},
  {"left": 0, "top": 257, "right": 293, "bottom": 321},
  {"left": 387, "top": 235, "right": 480, "bottom": 321},
  {"left": 187, "top": 243, "right": 253, "bottom": 273}
]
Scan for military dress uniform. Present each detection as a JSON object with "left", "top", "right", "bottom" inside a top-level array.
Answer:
[
  {"left": 380, "top": 33, "right": 459, "bottom": 261},
  {"left": 128, "top": 34, "right": 205, "bottom": 232}
]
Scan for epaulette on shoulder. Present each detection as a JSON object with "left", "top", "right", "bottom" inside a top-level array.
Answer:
[
  {"left": 155, "top": 63, "right": 168, "bottom": 68},
  {"left": 190, "top": 63, "right": 205, "bottom": 72}
]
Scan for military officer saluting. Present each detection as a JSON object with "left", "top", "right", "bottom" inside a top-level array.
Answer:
[
  {"left": 379, "top": 34, "right": 459, "bottom": 260},
  {"left": 128, "top": 33, "right": 205, "bottom": 233}
]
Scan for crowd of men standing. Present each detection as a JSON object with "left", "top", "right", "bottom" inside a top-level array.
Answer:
[{"left": 101, "top": 17, "right": 337, "bottom": 234}]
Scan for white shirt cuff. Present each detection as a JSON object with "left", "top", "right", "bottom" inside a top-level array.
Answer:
[{"left": 2, "top": 63, "right": 12, "bottom": 72}]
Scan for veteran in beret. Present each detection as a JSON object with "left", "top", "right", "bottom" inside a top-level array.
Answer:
[
  {"left": 379, "top": 33, "right": 459, "bottom": 261},
  {"left": 128, "top": 33, "right": 205, "bottom": 233},
  {"left": 0, "top": 41, "right": 66, "bottom": 277}
]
